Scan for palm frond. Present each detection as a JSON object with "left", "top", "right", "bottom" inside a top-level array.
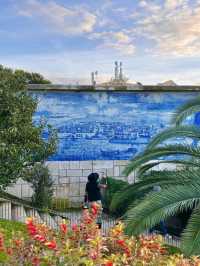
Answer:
[
  {"left": 125, "top": 182, "right": 200, "bottom": 235},
  {"left": 138, "top": 159, "right": 200, "bottom": 176},
  {"left": 146, "top": 126, "right": 200, "bottom": 150},
  {"left": 181, "top": 204, "right": 200, "bottom": 256},
  {"left": 172, "top": 97, "right": 200, "bottom": 126},
  {"left": 111, "top": 169, "right": 200, "bottom": 214},
  {"left": 124, "top": 144, "right": 200, "bottom": 176}
]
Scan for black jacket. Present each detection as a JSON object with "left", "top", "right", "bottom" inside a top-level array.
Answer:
[{"left": 85, "top": 181, "right": 101, "bottom": 202}]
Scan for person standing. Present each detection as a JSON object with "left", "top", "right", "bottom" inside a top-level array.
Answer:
[{"left": 84, "top": 173, "right": 102, "bottom": 228}]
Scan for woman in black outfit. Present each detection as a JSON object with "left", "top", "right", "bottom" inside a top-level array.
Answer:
[{"left": 84, "top": 172, "right": 102, "bottom": 228}]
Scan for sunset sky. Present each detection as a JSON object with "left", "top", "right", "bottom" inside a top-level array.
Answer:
[{"left": 0, "top": 0, "right": 199, "bottom": 84}]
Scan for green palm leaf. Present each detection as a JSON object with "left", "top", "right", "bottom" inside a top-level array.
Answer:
[
  {"left": 138, "top": 159, "right": 200, "bottom": 176},
  {"left": 124, "top": 145, "right": 200, "bottom": 176},
  {"left": 110, "top": 169, "right": 199, "bottom": 214},
  {"left": 181, "top": 204, "right": 200, "bottom": 256},
  {"left": 125, "top": 182, "right": 200, "bottom": 236},
  {"left": 146, "top": 126, "right": 200, "bottom": 150},
  {"left": 172, "top": 97, "right": 200, "bottom": 126}
]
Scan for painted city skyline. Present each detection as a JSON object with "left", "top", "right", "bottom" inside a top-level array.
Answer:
[{"left": 33, "top": 91, "right": 198, "bottom": 161}]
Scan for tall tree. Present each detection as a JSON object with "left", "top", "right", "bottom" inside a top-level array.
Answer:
[
  {"left": 0, "top": 65, "right": 57, "bottom": 189},
  {"left": 25, "top": 163, "right": 54, "bottom": 209}
]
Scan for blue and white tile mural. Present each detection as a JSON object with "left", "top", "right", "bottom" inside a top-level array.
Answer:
[{"left": 32, "top": 91, "right": 199, "bottom": 161}]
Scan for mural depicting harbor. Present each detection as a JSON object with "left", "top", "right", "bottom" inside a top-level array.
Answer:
[{"left": 33, "top": 91, "right": 198, "bottom": 161}]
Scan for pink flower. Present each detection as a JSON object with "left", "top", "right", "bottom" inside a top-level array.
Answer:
[{"left": 72, "top": 224, "right": 79, "bottom": 232}]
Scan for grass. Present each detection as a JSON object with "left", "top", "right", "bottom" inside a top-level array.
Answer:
[{"left": 0, "top": 219, "right": 27, "bottom": 243}]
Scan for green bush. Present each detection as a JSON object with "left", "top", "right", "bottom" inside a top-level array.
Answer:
[
  {"left": 25, "top": 163, "right": 54, "bottom": 209},
  {"left": 104, "top": 177, "right": 128, "bottom": 215},
  {"left": 51, "top": 198, "right": 70, "bottom": 212},
  {"left": 164, "top": 244, "right": 182, "bottom": 255}
]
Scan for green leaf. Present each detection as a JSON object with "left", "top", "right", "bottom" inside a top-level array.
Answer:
[
  {"left": 125, "top": 182, "right": 200, "bottom": 235},
  {"left": 172, "top": 97, "right": 200, "bottom": 126},
  {"left": 146, "top": 126, "right": 200, "bottom": 150},
  {"left": 181, "top": 204, "right": 200, "bottom": 256},
  {"left": 124, "top": 145, "right": 200, "bottom": 176}
]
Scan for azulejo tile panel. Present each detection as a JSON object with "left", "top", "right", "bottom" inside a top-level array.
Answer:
[{"left": 33, "top": 91, "right": 199, "bottom": 161}]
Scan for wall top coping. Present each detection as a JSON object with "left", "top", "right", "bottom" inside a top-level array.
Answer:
[{"left": 28, "top": 84, "right": 200, "bottom": 92}]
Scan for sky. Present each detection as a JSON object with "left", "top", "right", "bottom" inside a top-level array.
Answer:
[{"left": 0, "top": 0, "right": 200, "bottom": 85}]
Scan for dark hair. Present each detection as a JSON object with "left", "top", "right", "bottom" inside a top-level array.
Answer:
[{"left": 88, "top": 172, "right": 99, "bottom": 183}]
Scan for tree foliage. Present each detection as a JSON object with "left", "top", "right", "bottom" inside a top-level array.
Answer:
[
  {"left": 14, "top": 68, "right": 51, "bottom": 84},
  {"left": 0, "top": 65, "right": 57, "bottom": 189},
  {"left": 110, "top": 96, "right": 200, "bottom": 255},
  {"left": 25, "top": 163, "right": 54, "bottom": 208}
]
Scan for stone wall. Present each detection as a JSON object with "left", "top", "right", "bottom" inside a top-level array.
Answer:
[
  {"left": 47, "top": 160, "right": 136, "bottom": 203},
  {"left": 7, "top": 160, "right": 136, "bottom": 205},
  {"left": 6, "top": 159, "right": 179, "bottom": 206}
]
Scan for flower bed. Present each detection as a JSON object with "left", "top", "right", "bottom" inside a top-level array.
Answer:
[{"left": 0, "top": 203, "right": 199, "bottom": 265}]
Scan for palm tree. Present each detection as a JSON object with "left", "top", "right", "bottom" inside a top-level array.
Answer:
[{"left": 110, "top": 97, "right": 200, "bottom": 256}]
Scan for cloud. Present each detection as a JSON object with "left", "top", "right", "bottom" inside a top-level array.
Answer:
[
  {"left": 18, "top": 0, "right": 96, "bottom": 35},
  {"left": 90, "top": 31, "right": 135, "bottom": 55},
  {"left": 135, "top": 0, "right": 200, "bottom": 56},
  {"left": 164, "top": 0, "right": 188, "bottom": 10}
]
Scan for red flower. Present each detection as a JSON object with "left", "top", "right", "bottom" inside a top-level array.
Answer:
[
  {"left": 72, "top": 224, "right": 79, "bottom": 232},
  {"left": 14, "top": 239, "right": 22, "bottom": 246},
  {"left": 105, "top": 262, "right": 113, "bottom": 266},
  {"left": 0, "top": 234, "right": 4, "bottom": 249},
  {"left": 28, "top": 226, "right": 37, "bottom": 236},
  {"left": 117, "top": 239, "right": 125, "bottom": 247},
  {"left": 32, "top": 257, "right": 40, "bottom": 266},
  {"left": 45, "top": 240, "right": 57, "bottom": 250},
  {"left": 6, "top": 247, "right": 13, "bottom": 255},
  {"left": 91, "top": 203, "right": 98, "bottom": 215},
  {"left": 34, "top": 234, "right": 46, "bottom": 243},
  {"left": 104, "top": 261, "right": 113, "bottom": 266},
  {"left": 125, "top": 247, "right": 131, "bottom": 257},
  {"left": 60, "top": 223, "right": 67, "bottom": 234}
]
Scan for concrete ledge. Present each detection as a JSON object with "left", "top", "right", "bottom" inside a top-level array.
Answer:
[{"left": 28, "top": 84, "right": 200, "bottom": 92}]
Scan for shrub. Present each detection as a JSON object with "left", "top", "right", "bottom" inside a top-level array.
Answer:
[
  {"left": 0, "top": 204, "right": 200, "bottom": 265},
  {"left": 25, "top": 163, "right": 54, "bottom": 209},
  {"left": 51, "top": 198, "right": 70, "bottom": 212},
  {"left": 104, "top": 177, "right": 128, "bottom": 214}
]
